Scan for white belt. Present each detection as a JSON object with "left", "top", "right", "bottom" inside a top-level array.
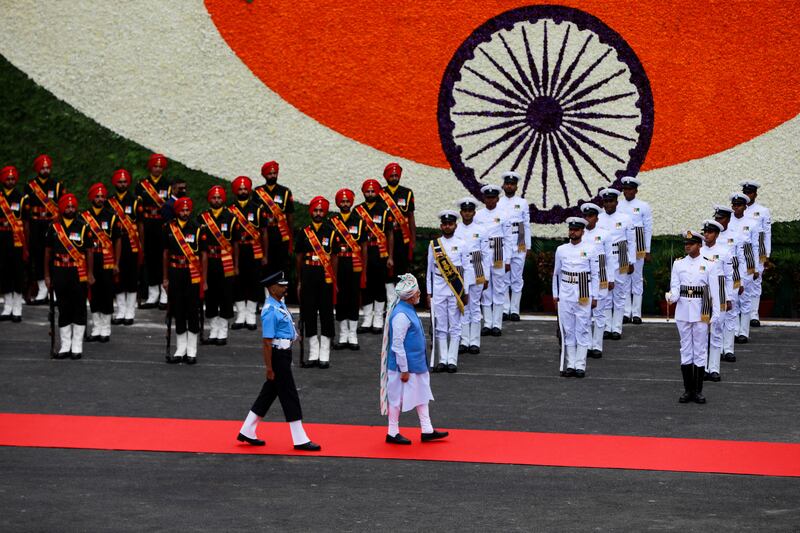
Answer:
[{"left": 272, "top": 339, "right": 292, "bottom": 349}]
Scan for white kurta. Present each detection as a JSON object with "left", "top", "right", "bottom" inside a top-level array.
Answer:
[{"left": 387, "top": 312, "right": 434, "bottom": 412}]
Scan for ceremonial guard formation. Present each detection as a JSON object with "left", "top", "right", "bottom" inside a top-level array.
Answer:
[
  {"left": 454, "top": 197, "right": 489, "bottom": 355},
  {"left": 254, "top": 161, "right": 294, "bottom": 276},
  {"left": 728, "top": 193, "right": 760, "bottom": 344},
  {"left": 474, "top": 184, "right": 512, "bottom": 337},
  {"left": 229, "top": 176, "right": 267, "bottom": 331},
  {"left": 330, "top": 188, "right": 366, "bottom": 351},
  {"left": 580, "top": 203, "right": 614, "bottom": 359},
  {"left": 617, "top": 176, "right": 653, "bottom": 323},
  {"left": 497, "top": 171, "right": 530, "bottom": 321},
  {"left": 700, "top": 219, "right": 734, "bottom": 382},
  {"left": 82, "top": 183, "right": 118, "bottom": 343},
  {"left": 109, "top": 169, "right": 140, "bottom": 326},
  {"left": 742, "top": 181, "right": 771, "bottom": 326},
  {"left": 136, "top": 154, "right": 171, "bottom": 309},
  {"left": 356, "top": 179, "right": 393, "bottom": 333}
]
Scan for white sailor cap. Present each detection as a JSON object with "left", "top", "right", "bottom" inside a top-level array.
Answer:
[
  {"left": 456, "top": 197, "right": 478, "bottom": 209},
  {"left": 567, "top": 216, "right": 587, "bottom": 229},
  {"left": 702, "top": 219, "right": 724, "bottom": 233},
  {"left": 580, "top": 202, "right": 602, "bottom": 214},
  {"left": 480, "top": 184, "right": 502, "bottom": 196},
  {"left": 439, "top": 209, "right": 459, "bottom": 222},
  {"left": 620, "top": 176, "right": 641, "bottom": 187},
  {"left": 683, "top": 230, "right": 703, "bottom": 244},
  {"left": 501, "top": 171, "right": 521, "bottom": 183},
  {"left": 740, "top": 180, "right": 760, "bottom": 191},
  {"left": 713, "top": 204, "right": 733, "bottom": 217},
  {"left": 599, "top": 188, "right": 621, "bottom": 199},
  {"left": 730, "top": 192, "right": 749, "bottom": 205}
]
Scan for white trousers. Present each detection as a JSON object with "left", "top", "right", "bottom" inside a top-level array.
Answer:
[
  {"left": 751, "top": 270, "right": 763, "bottom": 320},
  {"left": 591, "top": 292, "right": 612, "bottom": 350},
  {"left": 433, "top": 293, "right": 462, "bottom": 340},
  {"left": 481, "top": 266, "right": 508, "bottom": 307},
  {"left": 676, "top": 320, "right": 708, "bottom": 366},
  {"left": 461, "top": 283, "right": 483, "bottom": 345},
  {"left": 388, "top": 403, "right": 433, "bottom": 436},
  {"left": 608, "top": 273, "right": 630, "bottom": 333},
  {"left": 502, "top": 254, "right": 525, "bottom": 312},
  {"left": 558, "top": 300, "right": 592, "bottom": 349}
]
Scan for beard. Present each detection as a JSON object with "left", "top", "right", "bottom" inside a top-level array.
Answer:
[{"left": 265, "top": 177, "right": 277, "bottom": 186}]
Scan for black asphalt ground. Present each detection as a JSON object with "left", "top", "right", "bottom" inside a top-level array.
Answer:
[{"left": 1, "top": 306, "right": 799, "bottom": 531}]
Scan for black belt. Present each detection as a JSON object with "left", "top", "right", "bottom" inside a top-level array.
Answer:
[{"left": 679, "top": 285, "right": 705, "bottom": 298}]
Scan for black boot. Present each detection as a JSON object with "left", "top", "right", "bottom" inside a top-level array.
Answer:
[
  {"left": 679, "top": 364, "right": 693, "bottom": 403},
  {"left": 693, "top": 365, "right": 706, "bottom": 404}
]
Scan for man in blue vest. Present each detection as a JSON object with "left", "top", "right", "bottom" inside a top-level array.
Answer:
[{"left": 380, "top": 273, "right": 449, "bottom": 445}]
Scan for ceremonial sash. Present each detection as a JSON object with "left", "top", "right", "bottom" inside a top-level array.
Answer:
[
  {"left": 201, "top": 211, "right": 235, "bottom": 277},
  {"left": 577, "top": 271, "right": 591, "bottom": 306},
  {"left": 615, "top": 240, "right": 630, "bottom": 272},
  {"left": 470, "top": 250, "right": 486, "bottom": 285},
  {"left": 0, "top": 193, "right": 24, "bottom": 248},
  {"left": 514, "top": 222, "right": 526, "bottom": 253},
  {"left": 634, "top": 226, "right": 646, "bottom": 259},
  {"left": 53, "top": 222, "right": 87, "bottom": 282},
  {"left": 717, "top": 274, "right": 727, "bottom": 311},
  {"left": 490, "top": 237, "right": 504, "bottom": 268},
  {"left": 255, "top": 188, "right": 293, "bottom": 253},
  {"left": 758, "top": 232, "right": 767, "bottom": 263},
  {"left": 700, "top": 287, "right": 712, "bottom": 324},
  {"left": 330, "top": 215, "right": 363, "bottom": 272},
  {"left": 81, "top": 211, "right": 115, "bottom": 270},
  {"left": 29, "top": 180, "right": 59, "bottom": 218},
  {"left": 742, "top": 242, "right": 756, "bottom": 275},
  {"left": 355, "top": 205, "right": 389, "bottom": 258},
  {"left": 108, "top": 197, "right": 140, "bottom": 253},
  {"left": 169, "top": 221, "right": 202, "bottom": 285},
  {"left": 598, "top": 253, "right": 608, "bottom": 290},
  {"left": 431, "top": 239, "right": 466, "bottom": 313},
  {"left": 140, "top": 179, "right": 166, "bottom": 208},
  {"left": 303, "top": 227, "right": 335, "bottom": 285},
  {"left": 731, "top": 256, "right": 742, "bottom": 289},
  {"left": 229, "top": 205, "right": 264, "bottom": 260},
  {"left": 378, "top": 190, "right": 413, "bottom": 257}
]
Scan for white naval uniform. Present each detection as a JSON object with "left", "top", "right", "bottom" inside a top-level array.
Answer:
[
  {"left": 454, "top": 221, "right": 491, "bottom": 349},
  {"left": 617, "top": 197, "right": 653, "bottom": 318},
  {"left": 597, "top": 210, "right": 636, "bottom": 334},
  {"left": 702, "top": 242, "right": 735, "bottom": 374},
  {"left": 667, "top": 255, "right": 720, "bottom": 366},
  {"left": 498, "top": 195, "right": 531, "bottom": 315},
  {"left": 552, "top": 240, "right": 599, "bottom": 371},
  {"left": 745, "top": 202, "right": 772, "bottom": 320},
  {"left": 474, "top": 206, "right": 513, "bottom": 330},
  {"left": 584, "top": 225, "right": 616, "bottom": 353},
  {"left": 718, "top": 228, "right": 747, "bottom": 355},
  {"left": 727, "top": 214, "right": 760, "bottom": 339},
  {"left": 426, "top": 235, "right": 474, "bottom": 366}
]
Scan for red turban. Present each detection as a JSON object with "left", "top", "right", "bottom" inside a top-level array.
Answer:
[
  {"left": 308, "top": 196, "right": 330, "bottom": 214},
  {"left": 1, "top": 165, "right": 18, "bottom": 181},
  {"left": 207, "top": 185, "right": 227, "bottom": 203},
  {"left": 88, "top": 183, "right": 107, "bottom": 200},
  {"left": 335, "top": 188, "right": 355, "bottom": 206},
  {"left": 383, "top": 162, "right": 402, "bottom": 179},
  {"left": 33, "top": 154, "right": 52, "bottom": 173},
  {"left": 58, "top": 193, "right": 78, "bottom": 213},
  {"left": 147, "top": 153, "right": 168, "bottom": 170},
  {"left": 174, "top": 197, "right": 193, "bottom": 213},
  {"left": 261, "top": 161, "right": 279, "bottom": 177},
  {"left": 361, "top": 178, "right": 381, "bottom": 193},
  {"left": 111, "top": 169, "right": 131, "bottom": 187},
  {"left": 232, "top": 175, "right": 252, "bottom": 193}
]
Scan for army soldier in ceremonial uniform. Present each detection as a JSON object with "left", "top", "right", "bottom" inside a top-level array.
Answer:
[
  {"left": 426, "top": 210, "right": 473, "bottom": 373},
  {"left": 474, "top": 184, "right": 513, "bottom": 337},
  {"left": 553, "top": 218, "right": 599, "bottom": 378},
  {"left": 497, "top": 171, "right": 530, "bottom": 321},
  {"left": 82, "top": 183, "right": 118, "bottom": 343},
  {"left": 617, "top": 176, "right": 653, "bottom": 323},
  {"left": 330, "top": 188, "right": 367, "bottom": 350},
  {"left": 741, "top": 181, "right": 771, "bottom": 326},
  {"left": 701, "top": 219, "right": 734, "bottom": 382},
  {"left": 108, "top": 169, "right": 140, "bottom": 326},
  {"left": 163, "top": 196, "right": 202, "bottom": 364},
  {"left": 199, "top": 185, "right": 238, "bottom": 346},
  {"left": 296, "top": 196, "right": 338, "bottom": 368},
  {"left": 136, "top": 153, "right": 171, "bottom": 309},
  {"left": 713, "top": 205, "right": 747, "bottom": 362},
  {"left": 23, "top": 154, "right": 66, "bottom": 304},
  {"left": 454, "top": 197, "right": 490, "bottom": 354},
  {"left": 44, "top": 194, "right": 93, "bottom": 359},
  {"left": 237, "top": 271, "right": 320, "bottom": 451},
  {"left": 580, "top": 203, "right": 615, "bottom": 359},
  {"left": 355, "top": 179, "right": 394, "bottom": 334},
  {"left": 728, "top": 193, "right": 760, "bottom": 344},
  {"left": 229, "top": 176, "right": 268, "bottom": 331},
  {"left": 597, "top": 188, "right": 636, "bottom": 340},
  {"left": 0, "top": 166, "right": 26, "bottom": 322},
  {"left": 665, "top": 230, "right": 720, "bottom": 404},
  {"left": 381, "top": 162, "right": 415, "bottom": 305},
  {"left": 254, "top": 161, "right": 294, "bottom": 276}
]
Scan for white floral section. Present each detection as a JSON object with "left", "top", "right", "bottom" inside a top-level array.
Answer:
[{"left": 0, "top": 0, "right": 797, "bottom": 235}]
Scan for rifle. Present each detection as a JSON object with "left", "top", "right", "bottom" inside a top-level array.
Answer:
[
  {"left": 297, "top": 295, "right": 305, "bottom": 367},
  {"left": 429, "top": 276, "right": 436, "bottom": 370},
  {"left": 556, "top": 301, "right": 566, "bottom": 375},
  {"left": 198, "top": 295, "right": 205, "bottom": 345},
  {"left": 165, "top": 295, "right": 172, "bottom": 359},
  {"left": 48, "top": 289, "right": 56, "bottom": 358}
]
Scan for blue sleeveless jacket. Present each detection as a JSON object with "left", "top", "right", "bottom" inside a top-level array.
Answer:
[{"left": 387, "top": 300, "right": 428, "bottom": 373}]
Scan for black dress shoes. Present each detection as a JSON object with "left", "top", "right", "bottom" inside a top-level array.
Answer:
[
  {"left": 446, "top": 364, "right": 457, "bottom": 373},
  {"left": 123, "top": 319, "right": 134, "bottom": 326},
  {"left": 632, "top": 317, "right": 642, "bottom": 325},
  {"left": 467, "top": 345, "right": 480, "bottom": 354},
  {"left": 301, "top": 360, "right": 319, "bottom": 368},
  {"left": 318, "top": 362, "right": 330, "bottom": 369},
  {"left": 0, "top": 314, "right": 11, "bottom": 321},
  {"left": 231, "top": 322, "right": 244, "bottom": 330},
  {"left": 52, "top": 351, "right": 71, "bottom": 360},
  {"left": 509, "top": 313, "right": 520, "bottom": 322},
  {"left": 356, "top": 324, "right": 370, "bottom": 334},
  {"left": 386, "top": 433, "right": 411, "bottom": 445},
  {"left": 157, "top": 303, "right": 168, "bottom": 311},
  {"left": 587, "top": 349, "right": 602, "bottom": 359},
  {"left": 332, "top": 341, "right": 345, "bottom": 350},
  {"left": 722, "top": 352, "right": 736, "bottom": 362},
  {"left": 216, "top": 338, "right": 227, "bottom": 346},
  {"left": 610, "top": 332, "right": 622, "bottom": 340},
  {"left": 679, "top": 391, "right": 692, "bottom": 403},
  {"left": 480, "top": 327, "right": 490, "bottom": 336},
  {"left": 110, "top": 317, "right": 123, "bottom": 325},
  {"left": 709, "top": 372, "right": 721, "bottom": 382},
  {"left": 184, "top": 356, "right": 197, "bottom": 365},
  {"left": 85, "top": 335, "right": 99, "bottom": 343},
  {"left": 563, "top": 367, "right": 575, "bottom": 377},
  {"left": 750, "top": 318, "right": 761, "bottom": 327},
  {"left": 294, "top": 441, "right": 321, "bottom": 451},
  {"left": 574, "top": 369, "right": 585, "bottom": 378},
  {"left": 458, "top": 344, "right": 467, "bottom": 354},
  {"left": 502, "top": 313, "right": 509, "bottom": 321},
  {"left": 237, "top": 433, "right": 265, "bottom": 446},
  {"left": 622, "top": 316, "right": 630, "bottom": 324},
  {"left": 490, "top": 327, "right": 501, "bottom": 337},
  {"left": 70, "top": 352, "right": 82, "bottom": 360},
  {"left": 603, "top": 331, "right": 612, "bottom": 340},
  {"left": 10, "top": 315, "right": 21, "bottom": 323},
  {"left": 99, "top": 336, "right": 110, "bottom": 343},
  {"left": 348, "top": 342, "right": 360, "bottom": 351},
  {"left": 421, "top": 430, "right": 449, "bottom": 442},
  {"left": 246, "top": 324, "right": 257, "bottom": 331},
  {"left": 433, "top": 362, "right": 446, "bottom": 373},
  {"left": 139, "top": 302, "right": 156, "bottom": 310},
  {"left": 370, "top": 326, "right": 383, "bottom": 334},
  {"left": 166, "top": 355, "right": 181, "bottom": 364}
]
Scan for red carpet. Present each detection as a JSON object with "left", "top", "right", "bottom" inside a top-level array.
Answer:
[{"left": 1, "top": 413, "right": 798, "bottom": 477}]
